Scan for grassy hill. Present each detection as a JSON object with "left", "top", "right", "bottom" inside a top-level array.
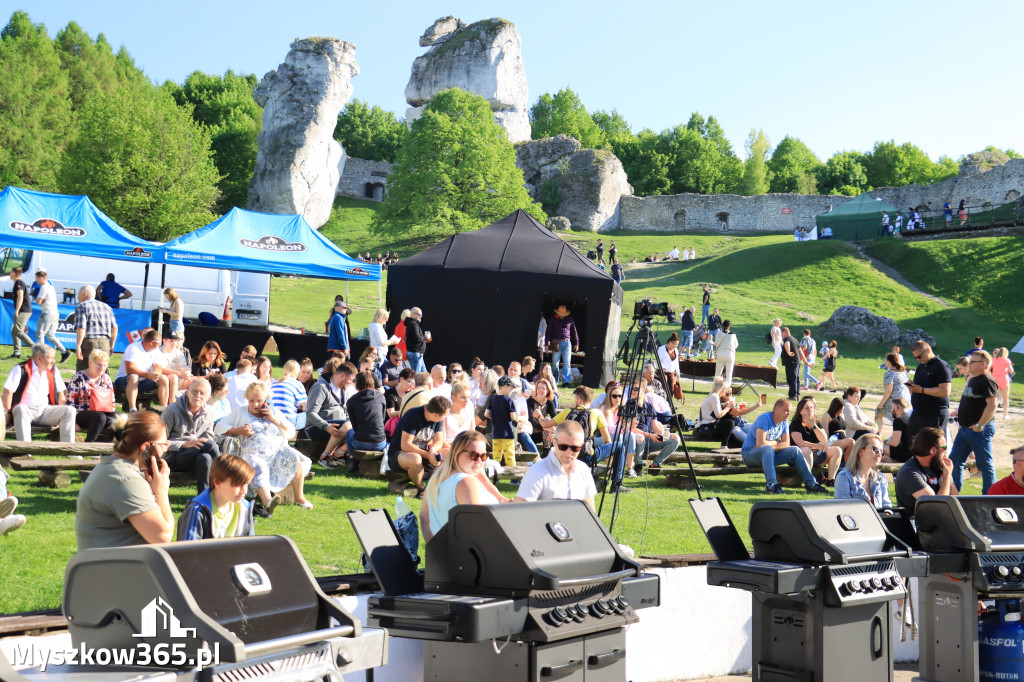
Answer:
[{"left": 1, "top": 199, "right": 1020, "bottom": 614}]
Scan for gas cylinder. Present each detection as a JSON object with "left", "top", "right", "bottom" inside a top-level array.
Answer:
[{"left": 980, "top": 599, "right": 1024, "bottom": 681}]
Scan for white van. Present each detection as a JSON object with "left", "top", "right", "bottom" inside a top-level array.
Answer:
[{"left": 0, "top": 247, "right": 271, "bottom": 327}]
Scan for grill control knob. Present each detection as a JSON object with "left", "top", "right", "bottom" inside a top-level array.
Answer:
[
  {"left": 564, "top": 605, "right": 579, "bottom": 621},
  {"left": 995, "top": 565, "right": 1011, "bottom": 581},
  {"left": 845, "top": 580, "right": 861, "bottom": 593},
  {"left": 549, "top": 606, "right": 568, "bottom": 626},
  {"left": 1012, "top": 566, "right": 1022, "bottom": 579},
  {"left": 595, "top": 599, "right": 612, "bottom": 616},
  {"left": 617, "top": 596, "right": 630, "bottom": 611},
  {"left": 870, "top": 577, "right": 883, "bottom": 590},
  {"left": 576, "top": 602, "right": 590, "bottom": 617},
  {"left": 860, "top": 579, "right": 873, "bottom": 592}
]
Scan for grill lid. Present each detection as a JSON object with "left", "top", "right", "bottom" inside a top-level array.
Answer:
[
  {"left": 915, "top": 496, "right": 1024, "bottom": 553},
  {"left": 425, "top": 500, "right": 640, "bottom": 596},
  {"left": 749, "top": 499, "right": 900, "bottom": 565}
]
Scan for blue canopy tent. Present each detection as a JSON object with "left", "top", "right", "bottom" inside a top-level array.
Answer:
[
  {"left": 163, "top": 207, "right": 380, "bottom": 281},
  {"left": 0, "top": 186, "right": 164, "bottom": 263}
]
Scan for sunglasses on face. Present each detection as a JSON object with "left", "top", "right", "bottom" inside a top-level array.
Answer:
[
  {"left": 867, "top": 447, "right": 883, "bottom": 455},
  {"left": 556, "top": 443, "right": 582, "bottom": 453},
  {"left": 610, "top": 393, "right": 623, "bottom": 399},
  {"left": 463, "top": 451, "right": 488, "bottom": 461},
  {"left": 452, "top": 369, "right": 463, "bottom": 374}
]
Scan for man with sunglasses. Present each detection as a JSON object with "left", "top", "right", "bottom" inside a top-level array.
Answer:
[
  {"left": 987, "top": 446, "right": 1024, "bottom": 496},
  {"left": 948, "top": 350, "right": 999, "bottom": 493},
  {"left": 516, "top": 420, "right": 596, "bottom": 511},
  {"left": 905, "top": 340, "right": 952, "bottom": 440}
]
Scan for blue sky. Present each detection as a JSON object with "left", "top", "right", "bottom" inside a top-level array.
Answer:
[{"left": 13, "top": 0, "right": 1021, "bottom": 162}]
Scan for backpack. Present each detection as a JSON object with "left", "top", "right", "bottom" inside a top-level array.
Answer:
[
  {"left": 564, "top": 407, "right": 595, "bottom": 456},
  {"left": 764, "top": 331, "right": 773, "bottom": 346}
]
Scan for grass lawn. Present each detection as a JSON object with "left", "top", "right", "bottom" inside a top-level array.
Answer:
[{"left": 1, "top": 199, "right": 1021, "bottom": 614}]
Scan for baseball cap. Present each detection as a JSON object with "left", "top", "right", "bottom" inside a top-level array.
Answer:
[
  {"left": 34, "top": 267, "right": 47, "bottom": 276},
  {"left": 498, "top": 376, "right": 515, "bottom": 388},
  {"left": 162, "top": 330, "right": 179, "bottom": 340}
]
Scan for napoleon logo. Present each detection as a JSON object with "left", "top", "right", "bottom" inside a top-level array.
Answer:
[
  {"left": 56, "top": 312, "right": 76, "bottom": 334},
  {"left": 239, "top": 235, "right": 307, "bottom": 252},
  {"left": 344, "top": 267, "right": 371, "bottom": 277},
  {"left": 9, "top": 218, "right": 87, "bottom": 238},
  {"left": 124, "top": 246, "right": 153, "bottom": 258}
]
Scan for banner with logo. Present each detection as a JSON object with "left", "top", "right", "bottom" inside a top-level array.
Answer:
[{"left": 0, "top": 299, "right": 151, "bottom": 352}]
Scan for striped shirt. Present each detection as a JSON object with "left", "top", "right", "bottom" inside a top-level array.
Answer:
[
  {"left": 271, "top": 378, "right": 307, "bottom": 416},
  {"left": 74, "top": 298, "right": 116, "bottom": 339}
]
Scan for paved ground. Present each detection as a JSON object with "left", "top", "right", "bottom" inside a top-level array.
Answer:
[{"left": 688, "top": 662, "right": 919, "bottom": 681}]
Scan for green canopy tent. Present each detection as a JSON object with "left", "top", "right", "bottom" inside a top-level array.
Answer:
[{"left": 815, "top": 193, "right": 901, "bottom": 241}]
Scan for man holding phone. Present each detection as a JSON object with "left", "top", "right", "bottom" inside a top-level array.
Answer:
[{"left": 905, "top": 341, "right": 952, "bottom": 440}]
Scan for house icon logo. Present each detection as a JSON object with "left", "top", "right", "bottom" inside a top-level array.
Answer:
[{"left": 132, "top": 597, "right": 196, "bottom": 638}]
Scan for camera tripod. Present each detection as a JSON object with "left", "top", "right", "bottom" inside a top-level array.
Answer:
[{"left": 598, "top": 317, "right": 704, "bottom": 533}]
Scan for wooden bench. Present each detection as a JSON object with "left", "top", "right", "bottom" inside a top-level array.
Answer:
[{"left": 4, "top": 443, "right": 110, "bottom": 487}]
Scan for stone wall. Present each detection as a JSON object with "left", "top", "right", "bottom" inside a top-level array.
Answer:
[
  {"left": 618, "top": 193, "right": 842, "bottom": 233},
  {"left": 615, "top": 158, "right": 1024, "bottom": 234},
  {"left": 869, "top": 157, "right": 1024, "bottom": 213},
  {"left": 336, "top": 157, "right": 393, "bottom": 202}
]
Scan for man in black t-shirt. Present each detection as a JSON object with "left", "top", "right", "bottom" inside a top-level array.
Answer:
[
  {"left": 8, "top": 268, "right": 34, "bottom": 359},
  {"left": 906, "top": 341, "right": 952, "bottom": 440},
  {"left": 780, "top": 327, "right": 801, "bottom": 401},
  {"left": 949, "top": 350, "right": 999, "bottom": 493},
  {"left": 381, "top": 346, "right": 411, "bottom": 388},
  {"left": 384, "top": 368, "right": 416, "bottom": 419},
  {"left": 894, "top": 427, "right": 957, "bottom": 513},
  {"left": 884, "top": 399, "right": 913, "bottom": 463},
  {"left": 387, "top": 396, "right": 451, "bottom": 497},
  {"left": 701, "top": 285, "right": 711, "bottom": 326}
]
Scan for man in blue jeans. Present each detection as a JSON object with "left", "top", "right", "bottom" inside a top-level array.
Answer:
[
  {"left": 741, "top": 398, "right": 827, "bottom": 494},
  {"left": 948, "top": 350, "right": 998, "bottom": 493},
  {"left": 701, "top": 284, "right": 711, "bottom": 326},
  {"left": 545, "top": 304, "right": 578, "bottom": 387},
  {"left": 404, "top": 307, "right": 428, "bottom": 373}
]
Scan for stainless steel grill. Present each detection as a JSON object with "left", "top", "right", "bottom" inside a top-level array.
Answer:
[
  {"left": 356, "top": 501, "right": 659, "bottom": 682},
  {"left": 914, "top": 495, "right": 1024, "bottom": 682},
  {"left": 1, "top": 536, "right": 386, "bottom": 682},
  {"left": 701, "top": 498, "right": 920, "bottom": 682}
]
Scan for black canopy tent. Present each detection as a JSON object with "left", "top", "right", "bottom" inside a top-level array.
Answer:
[{"left": 386, "top": 210, "right": 623, "bottom": 387}]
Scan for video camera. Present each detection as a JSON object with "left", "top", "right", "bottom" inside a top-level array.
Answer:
[{"left": 633, "top": 299, "right": 676, "bottom": 323}]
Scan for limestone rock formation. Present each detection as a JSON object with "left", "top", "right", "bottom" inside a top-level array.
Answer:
[
  {"left": 817, "top": 306, "right": 900, "bottom": 346},
  {"left": 517, "top": 136, "right": 632, "bottom": 232},
  {"left": 419, "top": 16, "right": 466, "bottom": 46},
  {"left": 405, "top": 17, "right": 530, "bottom": 143},
  {"left": 899, "top": 328, "right": 936, "bottom": 349},
  {"left": 248, "top": 38, "right": 358, "bottom": 228},
  {"left": 547, "top": 216, "right": 571, "bottom": 231}
]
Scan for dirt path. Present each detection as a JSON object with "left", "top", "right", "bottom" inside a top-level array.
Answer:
[{"left": 851, "top": 244, "right": 951, "bottom": 308}]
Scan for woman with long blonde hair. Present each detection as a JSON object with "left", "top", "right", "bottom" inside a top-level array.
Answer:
[
  {"left": 419, "top": 430, "right": 508, "bottom": 542},
  {"left": 368, "top": 308, "right": 399, "bottom": 364}
]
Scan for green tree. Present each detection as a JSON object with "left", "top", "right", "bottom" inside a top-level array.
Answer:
[
  {"left": 591, "top": 109, "right": 635, "bottom": 147},
  {"left": 529, "top": 88, "right": 606, "bottom": 149},
  {"left": 767, "top": 136, "right": 821, "bottom": 194},
  {"left": 54, "top": 21, "right": 145, "bottom": 113},
  {"left": 864, "top": 140, "right": 942, "bottom": 188},
  {"left": 0, "top": 11, "right": 71, "bottom": 191},
  {"left": 166, "top": 70, "right": 262, "bottom": 211},
  {"left": 617, "top": 130, "right": 671, "bottom": 197},
  {"left": 333, "top": 99, "right": 406, "bottom": 163},
  {"left": 737, "top": 129, "right": 771, "bottom": 195},
  {"left": 817, "top": 150, "right": 869, "bottom": 195},
  {"left": 372, "top": 88, "right": 545, "bottom": 238},
  {"left": 58, "top": 84, "right": 220, "bottom": 241}
]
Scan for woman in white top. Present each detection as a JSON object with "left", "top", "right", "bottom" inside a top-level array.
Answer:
[
  {"left": 367, "top": 308, "right": 399, "bottom": 365},
  {"left": 768, "top": 318, "right": 783, "bottom": 368},
  {"left": 162, "top": 287, "right": 185, "bottom": 338},
  {"left": 656, "top": 332, "right": 682, "bottom": 400},
  {"left": 842, "top": 386, "right": 878, "bottom": 439},
  {"left": 443, "top": 381, "right": 478, "bottom": 454},
  {"left": 420, "top": 431, "right": 508, "bottom": 542},
  {"left": 714, "top": 319, "right": 739, "bottom": 386}
]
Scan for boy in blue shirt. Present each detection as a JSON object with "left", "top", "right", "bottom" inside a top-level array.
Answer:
[
  {"left": 741, "top": 399, "right": 827, "bottom": 495},
  {"left": 486, "top": 376, "right": 518, "bottom": 466},
  {"left": 177, "top": 455, "right": 257, "bottom": 540}
]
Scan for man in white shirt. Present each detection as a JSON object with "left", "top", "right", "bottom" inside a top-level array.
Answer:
[
  {"left": 668, "top": 246, "right": 680, "bottom": 260},
  {"left": 430, "top": 365, "right": 451, "bottom": 399},
  {"left": 516, "top": 420, "right": 596, "bottom": 511},
  {"left": 34, "top": 269, "right": 70, "bottom": 363},
  {"left": 114, "top": 328, "right": 171, "bottom": 411},
  {"left": 226, "top": 358, "right": 257, "bottom": 409},
  {"left": 2, "top": 343, "right": 75, "bottom": 441}
]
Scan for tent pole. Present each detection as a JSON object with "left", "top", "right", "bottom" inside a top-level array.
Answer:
[
  {"left": 157, "top": 265, "right": 167, "bottom": 336},
  {"left": 141, "top": 264, "right": 150, "bottom": 310}
]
